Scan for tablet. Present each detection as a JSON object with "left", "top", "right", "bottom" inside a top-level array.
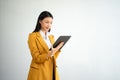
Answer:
[{"left": 50, "top": 36, "right": 71, "bottom": 50}]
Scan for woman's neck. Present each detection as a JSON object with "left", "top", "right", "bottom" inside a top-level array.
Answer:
[{"left": 41, "top": 30, "right": 47, "bottom": 35}]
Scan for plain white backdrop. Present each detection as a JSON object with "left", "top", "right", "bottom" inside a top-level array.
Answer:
[{"left": 0, "top": 0, "right": 120, "bottom": 80}]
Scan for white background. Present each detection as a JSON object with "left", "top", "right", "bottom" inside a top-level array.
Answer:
[{"left": 0, "top": 0, "right": 120, "bottom": 80}]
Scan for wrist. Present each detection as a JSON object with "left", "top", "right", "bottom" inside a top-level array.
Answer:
[
  {"left": 46, "top": 52, "right": 51, "bottom": 59},
  {"left": 47, "top": 51, "right": 53, "bottom": 59}
]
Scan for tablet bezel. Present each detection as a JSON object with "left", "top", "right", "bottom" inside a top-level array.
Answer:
[{"left": 50, "top": 35, "right": 71, "bottom": 50}]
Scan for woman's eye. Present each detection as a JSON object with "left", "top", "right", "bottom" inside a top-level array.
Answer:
[{"left": 45, "top": 22, "right": 48, "bottom": 23}]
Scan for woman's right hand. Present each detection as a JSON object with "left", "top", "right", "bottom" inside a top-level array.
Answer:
[{"left": 47, "top": 42, "right": 64, "bottom": 59}]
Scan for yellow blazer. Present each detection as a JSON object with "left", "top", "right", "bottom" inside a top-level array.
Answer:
[{"left": 27, "top": 32, "right": 60, "bottom": 80}]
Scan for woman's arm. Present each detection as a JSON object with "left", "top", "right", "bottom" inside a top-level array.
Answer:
[
  {"left": 54, "top": 51, "right": 61, "bottom": 59},
  {"left": 52, "top": 42, "right": 64, "bottom": 59}
]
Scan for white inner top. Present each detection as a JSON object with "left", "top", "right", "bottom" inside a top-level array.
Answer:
[{"left": 40, "top": 30, "right": 52, "bottom": 49}]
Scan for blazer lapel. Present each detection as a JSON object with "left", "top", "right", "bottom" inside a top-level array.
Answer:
[
  {"left": 35, "top": 32, "right": 49, "bottom": 52},
  {"left": 48, "top": 35, "right": 54, "bottom": 45}
]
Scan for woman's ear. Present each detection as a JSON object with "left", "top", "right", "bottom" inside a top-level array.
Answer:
[{"left": 39, "top": 20, "right": 41, "bottom": 24}]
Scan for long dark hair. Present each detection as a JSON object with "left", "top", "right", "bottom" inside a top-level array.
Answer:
[{"left": 33, "top": 11, "right": 53, "bottom": 32}]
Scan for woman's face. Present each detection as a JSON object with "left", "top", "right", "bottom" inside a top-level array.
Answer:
[{"left": 40, "top": 17, "right": 53, "bottom": 33}]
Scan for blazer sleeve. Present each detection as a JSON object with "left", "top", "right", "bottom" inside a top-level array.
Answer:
[
  {"left": 28, "top": 33, "right": 48, "bottom": 64},
  {"left": 54, "top": 51, "right": 61, "bottom": 59}
]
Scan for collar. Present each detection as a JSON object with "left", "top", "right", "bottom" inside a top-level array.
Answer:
[{"left": 40, "top": 30, "right": 50, "bottom": 39}]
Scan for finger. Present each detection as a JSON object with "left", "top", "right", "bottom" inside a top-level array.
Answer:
[
  {"left": 61, "top": 42, "right": 64, "bottom": 44},
  {"left": 58, "top": 42, "right": 64, "bottom": 48}
]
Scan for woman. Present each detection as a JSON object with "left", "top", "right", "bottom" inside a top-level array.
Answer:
[{"left": 27, "top": 11, "right": 64, "bottom": 80}]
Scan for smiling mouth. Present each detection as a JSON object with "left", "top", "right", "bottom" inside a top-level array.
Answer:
[
  {"left": 45, "top": 27, "right": 50, "bottom": 30},
  {"left": 46, "top": 27, "right": 49, "bottom": 29}
]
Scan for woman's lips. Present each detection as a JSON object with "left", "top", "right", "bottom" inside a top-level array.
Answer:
[{"left": 45, "top": 27, "right": 50, "bottom": 30}]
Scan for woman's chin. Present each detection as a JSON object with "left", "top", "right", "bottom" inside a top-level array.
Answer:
[{"left": 44, "top": 30, "right": 49, "bottom": 33}]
